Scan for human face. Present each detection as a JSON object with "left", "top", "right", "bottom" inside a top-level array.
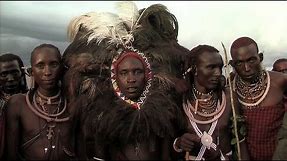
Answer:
[
  {"left": 0, "top": 60, "right": 22, "bottom": 94},
  {"left": 231, "top": 43, "right": 262, "bottom": 82},
  {"left": 194, "top": 51, "right": 223, "bottom": 92},
  {"left": 116, "top": 57, "right": 145, "bottom": 101},
  {"left": 31, "top": 48, "right": 62, "bottom": 95},
  {"left": 273, "top": 61, "right": 287, "bottom": 74}
]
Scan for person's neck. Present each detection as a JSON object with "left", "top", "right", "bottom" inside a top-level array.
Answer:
[
  {"left": 193, "top": 81, "right": 213, "bottom": 95},
  {"left": 240, "top": 69, "right": 264, "bottom": 85},
  {"left": 37, "top": 87, "right": 60, "bottom": 97}
]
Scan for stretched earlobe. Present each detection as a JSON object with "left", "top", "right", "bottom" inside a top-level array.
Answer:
[
  {"left": 29, "top": 76, "right": 35, "bottom": 89},
  {"left": 258, "top": 52, "right": 264, "bottom": 62},
  {"left": 194, "top": 67, "right": 198, "bottom": 76}
]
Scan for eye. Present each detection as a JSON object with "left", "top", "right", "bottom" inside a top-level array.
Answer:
[
  {"left": 248, "top": 58, "right": 256, "bottom": 63},
  {"left": 0, "top": 72, "right": 7, "bottom": 77},
  {"left": 134, "top": 69, "right": 144, "bottom": 75},
  {"left": 11, "top": 70, "right": 21, "bottom": 76},
  {"left": 50, "top": 62, "right": 60, "bottom": 68},
  {"left": 35, "top": 63, "right": 44, "bottom": 69},
  {"left": 235, "top": 61, "right": 242, "bottom": 67},
  {"left": 119, "top": 71, "right": 127, "bottom": 76}
]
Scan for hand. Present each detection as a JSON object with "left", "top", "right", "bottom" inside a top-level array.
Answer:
[{"left": 176, "top": 133, "right": 200, "bottom": 152}]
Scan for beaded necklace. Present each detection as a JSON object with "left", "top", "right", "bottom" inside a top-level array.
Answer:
[
  {"left": 233, "top": 70, "right": 270, "bottom": 109},
  {"left": 190, "top": 85, "right": 221, "bottom": 117},
  {"left": 26, "top": 90, "right": 69, "bottom": 123},
  {"left": 183, "top": 91, "right": 226, "bottom": 124},
  {"left": 183, "top": 91, "right": 227, "bottom": 160}
]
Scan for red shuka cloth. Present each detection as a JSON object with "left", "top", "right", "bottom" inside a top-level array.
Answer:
[{"left": 243, "top": 102, "right": 285, "bottom": 160}]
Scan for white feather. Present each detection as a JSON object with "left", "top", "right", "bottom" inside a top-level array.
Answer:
[
  {"left": 67, "top": 11, "right": 131, "bottom": 46},
  {"left": 115, "top": 1, "right": 139, "bottom": 30}
]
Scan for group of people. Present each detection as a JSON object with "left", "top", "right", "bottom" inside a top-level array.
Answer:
[{"left": 0, "top": 2, "right": 287, "bottom": 161}]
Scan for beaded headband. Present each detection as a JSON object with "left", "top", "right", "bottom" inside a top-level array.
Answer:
[{"left": 110, "top": 47, "right": 153, "bottom": 110}]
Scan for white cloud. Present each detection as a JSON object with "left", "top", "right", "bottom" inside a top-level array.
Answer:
[{"left": 0, "top": 1, "right": 286, "bottom": 68}]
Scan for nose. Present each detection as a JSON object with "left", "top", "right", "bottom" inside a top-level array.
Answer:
[
  {"left": 44, "top": 66, "right": 52, "bottom": 76},
  {"left": 127, "top": 73, "right": 136, "bottom": 83},
  {"left": 244, "top": 62, "right": 251, "bottom": 72},
  {"left": 7, "top": 74, "right": 14, "bottom": 82}
]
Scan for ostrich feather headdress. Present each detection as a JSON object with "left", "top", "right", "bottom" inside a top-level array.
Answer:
[{"left": 67, "top": 2, "right": 140, "bottom": 48}]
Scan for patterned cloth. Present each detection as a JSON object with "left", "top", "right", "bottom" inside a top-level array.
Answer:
[
  {"left": 243, "top": 102, "right": 285, "bottom": 160},
  {"left": 272, "top": 111, "right": 287, "bottom": 160}
]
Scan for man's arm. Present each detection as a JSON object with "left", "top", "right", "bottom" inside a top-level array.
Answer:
[
  {"left": 273, "top": 111, "right": 287, "bottom": 160},
  {"left": 5, "top": 94, "right": 22, "bottom": 160},
  {"left": 233, "top": 91, "right": 250, "bottom": 160}
]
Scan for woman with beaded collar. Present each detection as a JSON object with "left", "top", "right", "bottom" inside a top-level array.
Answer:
[
  {"left": 5, "top": 44, "right": 75, "bottom": 160},
  {"left": 229, "top": 37, "right": 287, "bottom": 160},
  {"left": 173, "top": 45, "right": 249, "bottom": 160}
]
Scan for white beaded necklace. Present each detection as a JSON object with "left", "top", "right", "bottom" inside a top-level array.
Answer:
[{"left": 233, "top": 70, "right": 270, "bottom": 108}]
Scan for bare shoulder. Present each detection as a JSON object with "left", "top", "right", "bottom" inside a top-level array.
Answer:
[
  {"left": 269, "top": 71, "right": 287, "bottom": 88},
  {"left": 6, "top": 93, "right": 26, "bottom": 113},
  {"left": 7, "top": 93, "right": 26, "bottom": 104}
]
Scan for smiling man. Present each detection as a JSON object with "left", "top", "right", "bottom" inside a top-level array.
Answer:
[{"left": 230, "top": 37, "right": 287, "bottom": 160}]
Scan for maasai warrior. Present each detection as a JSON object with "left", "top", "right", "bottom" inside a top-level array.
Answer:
[
  {"left": 173, "top": 45, "right": 249, "bottom": 160},
  {"left": 272, "top": 58, "right": 287, "bottom": 160},
  {"left": 272, "top": 58, "right": 287, "bottom": 74},
  {"left": 229, "top": 37, "right": 287, "bottom": 160},
  {"left": 5, "top": 44, "right": 75, "bottom": 160},
  {"left": 0, "top": 53, "right": 28, "bottom": 159},
  {"left": 63, "top": 2, "right": 188, "bottom": 160}
]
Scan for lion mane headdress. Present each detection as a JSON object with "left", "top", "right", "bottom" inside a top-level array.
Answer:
[{"left": 63, "top": 1, "right": 188, "bottom": 158}]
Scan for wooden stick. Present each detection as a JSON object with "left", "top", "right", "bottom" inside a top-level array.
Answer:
[{"left": 221, "top": 42, "right": 241, "bottom": 160}]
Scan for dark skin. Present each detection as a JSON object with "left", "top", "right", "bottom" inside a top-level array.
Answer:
[
  {"left": 0, "top": 60, "right": 22, "bottom": 95},
  {"left": 99, "top": 56, "right": 170, "bottom": 160},
  {"left": 175, "top": 51, "right": 249, "bottom": 160},
  {"left": 273, "top": 59, "right": 287, "bottom": 74},
  {"left": 117, "top": 57, "right": 145, "bottom": 101},
  {"left": 230, "top": 43, "right": 287, "bottom": 160},
  {"left": 230, "top": 43, "right": 287, "bottom": 107},
  {"left": 6, "top": 47, "right": 75, "bottom": 160},
  {"left": 0, "top": 59, "right": 23, "bottom": 159}
]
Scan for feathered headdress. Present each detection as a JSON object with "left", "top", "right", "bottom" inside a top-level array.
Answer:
[
  {"left": 64, "top": 2, "right": 188, "bottom": 153},
  {"left": 67, "top": 1, "right": 142, "bottom": 48}
]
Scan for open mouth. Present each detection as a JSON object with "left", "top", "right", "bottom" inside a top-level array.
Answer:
[
  {"left": 210, "top": 79, "right": 219, "bottom": 84},
  {"left": 127, "top": 87, "right": 138, "bottom": 93}
]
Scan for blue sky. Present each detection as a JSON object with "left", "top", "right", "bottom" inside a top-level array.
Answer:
[{"left": 0, "top": 1, "right": 286, "bottom": 69}]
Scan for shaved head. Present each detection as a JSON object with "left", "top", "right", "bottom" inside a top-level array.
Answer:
[{"left": 230, "top": 37, "right": 259, "bottom": 58}]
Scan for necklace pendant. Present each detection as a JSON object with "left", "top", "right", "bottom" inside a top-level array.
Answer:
[
  {"left": 47, "top": 123, "right": 56, "bottom": 140},
  {"left": 47, "top": 98, "right": 51, "bottom": 105},
  {"left": 135, "top": 142, "right": 140, "bottom": 156},
  {"left": 201, "top": 131, "right": 213, "bottom": 149}
]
